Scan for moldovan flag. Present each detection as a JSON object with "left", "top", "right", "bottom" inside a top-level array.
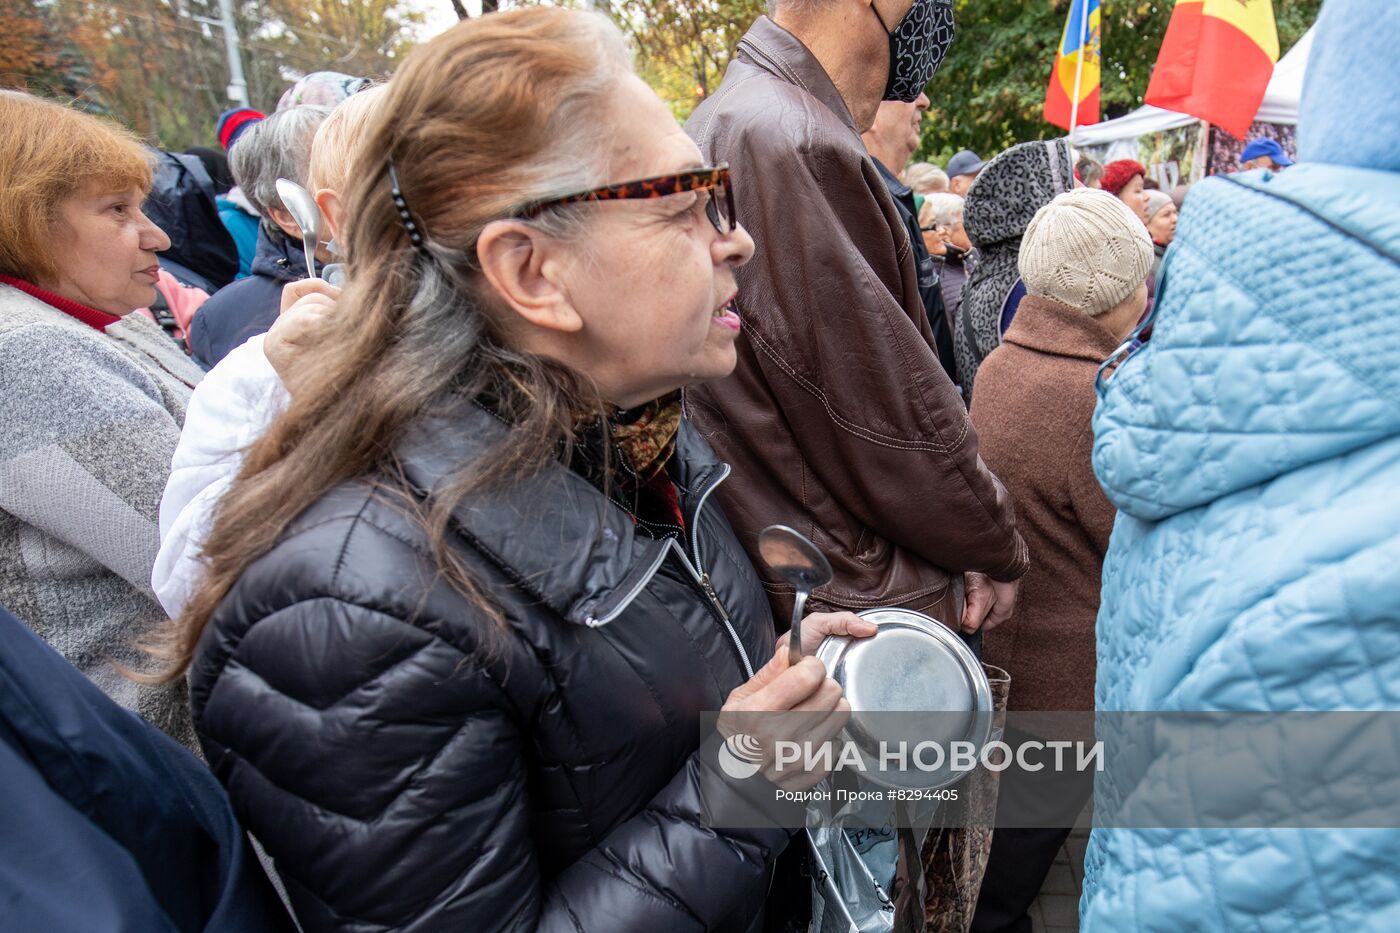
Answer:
[
  {"left": 1145, "top": 0, "right": 1279, "bottom": 137},
  {"left": 1044, "top": 0, "right": 1101, "bottom": 130}
]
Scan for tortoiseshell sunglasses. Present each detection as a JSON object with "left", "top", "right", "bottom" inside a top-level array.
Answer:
[{"left": 518, "top": 164, "right": 736, "bottom": 235}]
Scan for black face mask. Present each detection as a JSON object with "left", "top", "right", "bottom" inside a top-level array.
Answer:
[{"left": 872, "top": 0, "right": 956, "bottom": 103}]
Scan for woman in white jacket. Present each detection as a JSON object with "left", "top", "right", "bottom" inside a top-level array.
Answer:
[{"left": 154, "top": 88, "right": 386, "bottom": 615}]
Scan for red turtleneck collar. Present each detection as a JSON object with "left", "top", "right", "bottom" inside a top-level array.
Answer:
[{"left": 0, "top": 273, "right": 122, "bottom": 331}]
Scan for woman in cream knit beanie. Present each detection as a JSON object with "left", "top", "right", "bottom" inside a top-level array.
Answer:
[
  {"left": 969, "top": 188, "right": 1154, "bottom": 926},
  {"left": 1018, "top": 188, "right": 1154, "bottom": 318}
]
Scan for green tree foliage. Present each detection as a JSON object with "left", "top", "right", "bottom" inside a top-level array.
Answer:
[
  {"left": 0, "top": 0, "right": 109, "bottom": 110},
  {"left": 920, "top": 0, "right": 1322, "bottom": 165},
  {"left": 255, "top": 0, "right": 422, "bottom": 79},
  {"left": 27, "top": 0, "right": 420, "bottom": 150},
  {"left": 919, "top": 0, "right": 1062, "bottom": 164},
  {"left": 605, "top": 0, "right": 764, "bottom": 119}
]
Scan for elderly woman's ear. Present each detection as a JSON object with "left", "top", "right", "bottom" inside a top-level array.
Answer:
[
  {"left": 263, "top": 203, "right": 305, "bottom": 242},
  {"left": 475, "top": 219, "right": 584, "bottom": 337},
  {"left": 227, "top": 105, "right": 332, "bottom": 247}
]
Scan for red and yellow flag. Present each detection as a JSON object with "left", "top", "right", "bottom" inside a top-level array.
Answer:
[
  {"left": 1044, "top": 0, "right": 1101, "bottom": 130},
  {"left": 1145, "top": 0, "right": 1279, "bottom": 137}
]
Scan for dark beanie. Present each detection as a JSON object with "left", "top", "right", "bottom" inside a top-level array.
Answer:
[{"left": 186, "top": 146, "right": 233, "bottom": 194}]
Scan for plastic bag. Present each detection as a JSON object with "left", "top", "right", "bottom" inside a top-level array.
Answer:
[{"left": 808, "top": 792, "right": 939, "bottom": 933}]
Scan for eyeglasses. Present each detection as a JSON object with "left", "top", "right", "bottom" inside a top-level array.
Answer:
[{"left": 518, "top": 164, "right": 736, "bottom": 235}]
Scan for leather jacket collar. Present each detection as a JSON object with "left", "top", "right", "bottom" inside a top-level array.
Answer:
[
  {"left": 737, "top": 16, "right": 858, "bottom": 134},
  {"left": 395, "top": 400, "right": 727, "bottom": 628}
]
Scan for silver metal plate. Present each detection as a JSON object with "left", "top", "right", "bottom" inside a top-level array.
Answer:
[{"left": 816, "top": 608, "right": 994, "bottom": 789}]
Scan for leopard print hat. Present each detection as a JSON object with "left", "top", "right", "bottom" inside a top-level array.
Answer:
[{"left": 953, "top": 138, "right": 1076, "bottom": 399}]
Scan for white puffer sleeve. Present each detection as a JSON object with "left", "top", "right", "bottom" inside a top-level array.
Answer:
[{"left": 153, "top": 334, "right": 288, "bottom": 617}]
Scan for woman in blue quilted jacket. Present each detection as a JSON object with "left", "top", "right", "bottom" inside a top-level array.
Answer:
[{"left": 1083, "top": 1, "right": 1400, "bottom": 929}]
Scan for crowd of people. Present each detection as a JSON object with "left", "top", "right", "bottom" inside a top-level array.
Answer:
[{"left": 0, "top": 0, "right": 1396, "bottom": 931}]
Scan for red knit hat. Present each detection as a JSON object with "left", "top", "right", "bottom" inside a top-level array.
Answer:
[{"left": 1100, "top": 159, "right": 1146, "bottom": 196}]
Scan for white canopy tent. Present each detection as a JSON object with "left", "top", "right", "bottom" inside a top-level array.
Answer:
[{"left": 1069, "top": 26, "right": 1315, "bottom": 148}]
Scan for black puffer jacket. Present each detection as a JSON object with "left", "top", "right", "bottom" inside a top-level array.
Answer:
[{"left": 190, "top": 401, "right": 787, "bottom": 932}]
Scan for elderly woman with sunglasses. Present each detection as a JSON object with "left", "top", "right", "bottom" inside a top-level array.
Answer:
[{"left": 151, "top": 10, "right": 872, "bottom": 933}]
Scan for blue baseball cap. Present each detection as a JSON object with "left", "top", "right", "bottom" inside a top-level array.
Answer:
[
  {"left": 946, "top": 150, "right": 986, "bottom": 178},
  {"left": 1240, "top": 138, "right": 1295, "bottom": 167}
]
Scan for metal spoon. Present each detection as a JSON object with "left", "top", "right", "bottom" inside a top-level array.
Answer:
[
  {"left": 275, "top": 178, "right": 321, "bottom": 279},
  {"left": 757, "top": 525, "right": 833, "bottom": 666}
]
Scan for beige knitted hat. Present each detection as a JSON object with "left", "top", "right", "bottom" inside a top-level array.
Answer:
[
  {"left": 1018, "top": 188, "right": 1154, "bottom": 315},
  {"left": 1143, "top": 188, "right": 1174, "bottom": 222}
]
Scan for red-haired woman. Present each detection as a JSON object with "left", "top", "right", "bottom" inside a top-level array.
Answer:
[
  {"left": 0, "top": 91, "right": 203, "bottom": 748},
  {"left": 1101, "top": 159, "right": 1151, "bottom": 223},
  {"left": 156, "top": 9, "right": 871, "bottom": 931}
]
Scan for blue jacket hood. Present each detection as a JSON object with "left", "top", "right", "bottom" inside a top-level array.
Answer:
[
  {"left": 1298, "top": 0, "right": 1400, "bottom": 172},
  {"left": 1092, "top": 162, "right": 1400, "bottom": 521}
]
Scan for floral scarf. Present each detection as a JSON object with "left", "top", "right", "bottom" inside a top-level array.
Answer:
[{"left": 573, "top": 392, "right": 685, "bottom": 535}]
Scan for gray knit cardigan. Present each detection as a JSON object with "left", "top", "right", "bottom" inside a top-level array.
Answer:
[{"left": 0, "top": 283, "right": 204, "bottom": 749}]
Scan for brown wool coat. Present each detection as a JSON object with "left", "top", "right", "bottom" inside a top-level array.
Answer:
[{"left": 970, "top": 295, "right": 1121, "bottom": 712}]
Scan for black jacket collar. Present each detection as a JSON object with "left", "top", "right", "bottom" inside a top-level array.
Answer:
[
  {"left": 395, "top": 400, "right": 725, "bottom": 628},
  {"left": 873, "top": 159, "right": 913, "bottom": 198}
]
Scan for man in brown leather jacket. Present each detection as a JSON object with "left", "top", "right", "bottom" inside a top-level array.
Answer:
[{"left": 684, "top": 0, "right": 1027, "bottom": 637}]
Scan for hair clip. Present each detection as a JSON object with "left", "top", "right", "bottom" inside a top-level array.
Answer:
[{"left": 387, "top": 161, "right": 432, "bottom": 260}]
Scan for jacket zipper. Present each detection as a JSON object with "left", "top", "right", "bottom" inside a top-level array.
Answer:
[
  {"left": 670, "top": 540, "right": 754, "bottom": 679},
  {"left": 585, "top": 541, "right": 754, "bottom": 679},
  {"left": 586, "top": 462, "right": 755, "bottom": 679},
  {"left": 682, "top": 463, "right": 753, "bottom": 677}
]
